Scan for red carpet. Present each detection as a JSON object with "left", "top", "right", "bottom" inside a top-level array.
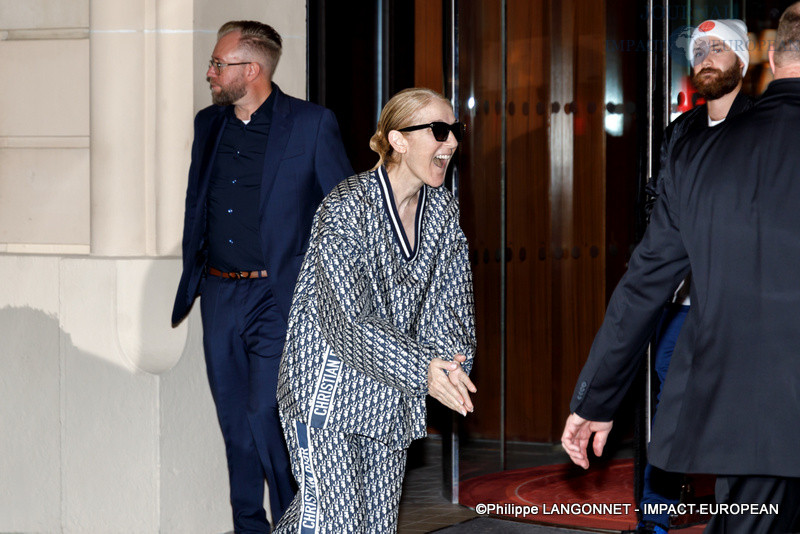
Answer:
[{"left": 459, "top": 459, "right": 708, "bottom": 532}]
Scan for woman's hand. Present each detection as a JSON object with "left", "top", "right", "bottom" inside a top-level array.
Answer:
[{"left": 427, "top": 354, "right": 477, "bottom": 416}]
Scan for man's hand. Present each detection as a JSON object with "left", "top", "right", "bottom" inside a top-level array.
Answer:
[
  {"left": 428, "top": 354, "right": 477, "bottom": 416},
  {"left": 560, "top": 413, "right": 613, "bottom": 469}
]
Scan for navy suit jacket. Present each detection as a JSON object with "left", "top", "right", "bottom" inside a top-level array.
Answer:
[{"left": 172, "top": 84, "right": 353, "bottom": 326}]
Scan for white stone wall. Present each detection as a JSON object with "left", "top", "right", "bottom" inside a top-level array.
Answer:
[{"left": 0, "top": 1, "right": 307, "bottom": 532}]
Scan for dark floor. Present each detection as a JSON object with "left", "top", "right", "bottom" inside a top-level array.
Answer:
[{"left": 397, "top": 436, "right": 628, "bottom": 533}]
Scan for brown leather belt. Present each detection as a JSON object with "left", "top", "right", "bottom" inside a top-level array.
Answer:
[{"left": 207, "top": 267, "right": 268, "bottom": 279}]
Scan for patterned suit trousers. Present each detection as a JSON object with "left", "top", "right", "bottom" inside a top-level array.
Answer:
[{"left": 276, "top": 420, "right": 407, "bottom": 533}]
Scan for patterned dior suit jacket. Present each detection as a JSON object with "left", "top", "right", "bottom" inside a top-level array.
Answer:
[{"left": 277, "top": 168, "right": 476, "bottom": 450}]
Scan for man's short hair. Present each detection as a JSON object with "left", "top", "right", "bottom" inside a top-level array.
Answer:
[
  {"left": 775, "top": 3, "right": 800, "bottom": 67},
  {"left": 218, "top": 20, "right": 283, "bottom": 76}
]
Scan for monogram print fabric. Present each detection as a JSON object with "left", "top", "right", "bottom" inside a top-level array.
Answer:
[
  {"left": 277, "top": 168, "right": 476, "bottom": 450},
  {"left": 276, "top": 420, "right": 407, "bottom": 534}
]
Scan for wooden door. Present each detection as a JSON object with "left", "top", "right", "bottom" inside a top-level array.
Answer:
[{"left": 415, "top": 0, "right": 607, "bottom": 444}]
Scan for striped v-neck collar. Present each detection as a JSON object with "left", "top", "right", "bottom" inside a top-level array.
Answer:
[{"left": 376, "top": 166, "right": 426, "bottom": 262}]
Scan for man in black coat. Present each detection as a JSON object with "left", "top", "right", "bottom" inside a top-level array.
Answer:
[
  {"left": 562, "top": 4, "right": 800, "bottom": 532},
  {"left": 638, "top": 19, "right": 754, "bottom": 534}
]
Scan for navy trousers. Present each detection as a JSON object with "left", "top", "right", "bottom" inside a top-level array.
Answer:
[
  {"left": 641, "top": 304, "right": 690, "bottom": 528},
  {"left": 200, "top": 276, "right": 296, "bottom": 533}
]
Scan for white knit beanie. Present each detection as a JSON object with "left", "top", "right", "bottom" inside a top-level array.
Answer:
[{"left": 689, "top": 19, "right": 750, "bottom": 76}]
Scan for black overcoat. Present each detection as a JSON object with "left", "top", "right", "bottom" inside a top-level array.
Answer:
[{"left": 571, "top": 79, "right": 800, "bottom": 477}]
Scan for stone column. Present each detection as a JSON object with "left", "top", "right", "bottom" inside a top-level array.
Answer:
[
  {"left": 89, "top": 0, "right": 148, "bottom": 255},
  {"left": 155, "top": 1, "right": 195, "bottom": 256}
]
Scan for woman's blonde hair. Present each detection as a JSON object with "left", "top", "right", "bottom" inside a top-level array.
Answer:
[{"left": 369, "top": 88, "right": 452, "bottom": 171}]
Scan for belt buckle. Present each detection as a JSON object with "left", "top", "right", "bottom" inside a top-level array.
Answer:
[{"left": 229, "top": 271, "right": 241, "bottom": 279}]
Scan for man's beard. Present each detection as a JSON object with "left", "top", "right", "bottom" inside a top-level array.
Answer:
[
  {"left": 210, "top": 78, "right": 246, "bottom": 106},
  {"left": 691, "top": 62, "right": 742, "bottom": 101}
]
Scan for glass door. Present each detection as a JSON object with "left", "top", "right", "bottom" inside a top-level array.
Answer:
[{"left": 450, "top": 0, "right": 616, "bottom": 493}]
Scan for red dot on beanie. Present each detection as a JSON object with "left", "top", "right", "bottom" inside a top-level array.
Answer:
[{"left": 699, "top": 21, "right": 716, "bottom": 32}]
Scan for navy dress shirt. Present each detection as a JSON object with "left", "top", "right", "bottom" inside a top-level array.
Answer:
[{"left": 207, "top": 91, "right": 275, "bottom": 271}]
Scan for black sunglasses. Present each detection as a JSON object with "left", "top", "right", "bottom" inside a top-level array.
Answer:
[{"left": 398, "top": 121, "right": 465, "bottom": 142}]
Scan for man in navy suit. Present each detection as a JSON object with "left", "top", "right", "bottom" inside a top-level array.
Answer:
[{"left": 172, "top": 20, "right": 352, "bottom": 533}]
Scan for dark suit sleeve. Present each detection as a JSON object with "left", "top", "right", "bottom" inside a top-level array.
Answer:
[
  {"left": 313, "top": 109, "right": 354, "bottom": 195},
  {"left": 180, "top": 113, "right": 205, "bottom": 255},
  {"left": 172, "top": 111, "right": 213, "bottom": 326},
  {"left": 569, "top": 158, "right": 690, "bottom": 421}
]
